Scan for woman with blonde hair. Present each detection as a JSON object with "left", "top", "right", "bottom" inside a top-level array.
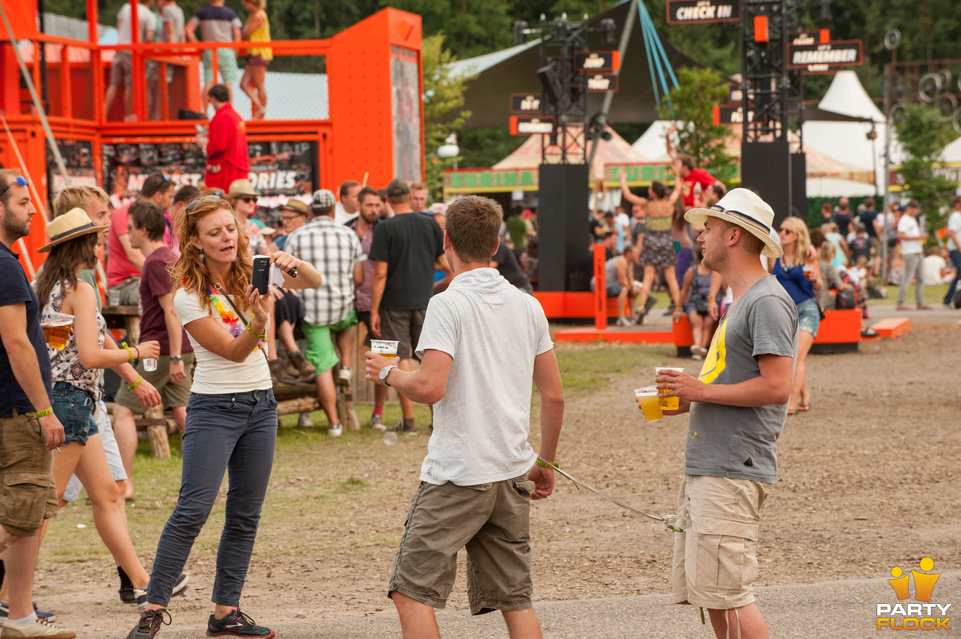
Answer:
[
  {"left": 771, "top": 215, "right": 822, "bottom": 415},
  {"left": 126, "top": 195, "right": 320, "bottom": 639},
  {"left": 240, "top": 0, "right": 272, "bottom": 119}
]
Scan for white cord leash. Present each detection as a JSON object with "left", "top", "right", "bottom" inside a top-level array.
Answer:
[{"left": 538, "top": 457, "right": 684, "bottom": 533}]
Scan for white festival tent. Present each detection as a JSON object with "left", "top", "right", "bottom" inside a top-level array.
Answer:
[{"left": 800, "top": 70, "right": 904, "bottom": 196}]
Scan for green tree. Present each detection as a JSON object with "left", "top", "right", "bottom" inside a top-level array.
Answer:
[
  {"left": 656, "top": 66, "right": 735, "bottom": 181},
  {"left": 895, "top": 103, "right": 956, "bottom": 231},
  {"left": 421, "top": 34, "right": 473, "bottom": 201}
]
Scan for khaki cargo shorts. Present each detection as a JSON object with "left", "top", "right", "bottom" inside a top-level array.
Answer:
[
  {"left": 389, "top": 475, "right": 536, "bottom": 615},
  {"left": 114, "top": 353, "right": 194, "bottom": 412},
  {"left": 671, "top": 474, "right": 769, "bottom": 610},
  {"left": 0, "top": 411, "right": 58, "bottom": 538}
]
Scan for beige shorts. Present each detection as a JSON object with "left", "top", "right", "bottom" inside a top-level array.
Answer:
[
  {"left": 671, "top": 474, "right": 769, "bottom": 610},
  {"left": 114, "top": 353, "right": 195, "bottom": 412},
  {"left": 0, "top": 411, "right": 58, "bottom": 538},
  {"left": 389, "top": 475, "right": 536, "bottom": 615}
]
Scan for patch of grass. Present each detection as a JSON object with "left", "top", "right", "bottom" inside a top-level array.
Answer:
[
  {"left": 554, "top": 343, "right": 675, "bottom": 395},
  {"left": 865, "top": 282, "right": 952, "bottom": 307}
]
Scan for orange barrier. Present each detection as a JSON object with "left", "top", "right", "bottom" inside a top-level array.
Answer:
[{"left": 869, "top": 317, "right": 911, "bottom": 339}]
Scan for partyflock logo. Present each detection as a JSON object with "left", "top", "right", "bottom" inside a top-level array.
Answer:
[{"left": 877, "top": 557, "right": 951, "bottom": 630}]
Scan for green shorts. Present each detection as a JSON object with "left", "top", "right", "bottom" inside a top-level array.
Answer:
[
  {"left": 203, "top": 48, "right": 239, "bottom": 84},
  {"left": 0, "top": 411, "right": 58, "bottom": 537},
  {"left": 302, "top": 310, "right": 358, "bottom": 374},
  {"left": 113, "top": 353, "right": 195, "bottom": 413}
]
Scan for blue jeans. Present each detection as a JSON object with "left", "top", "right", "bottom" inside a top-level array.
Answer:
[
  {"left": 51, "top": 382, "right": 98, "bottom": 446},
  {"left": 944, "top": 249, "right": 961, "bottom": 305},
  {"left": 146, "top": 389, "right": 278, "bottom": 607}
]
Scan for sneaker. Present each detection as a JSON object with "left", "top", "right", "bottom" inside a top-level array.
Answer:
[
  {"left": 171, "top": 573, "right": 189, "bottom": 598},
  {"left": 389, "top": 418, "right": 417, "bottom": 435},
  {"left": 337, "top": 366, "right": 352, "bottom": 387},
  {"left": 644, "top": 295, "right": 658, "bottom": 313},
  {"left": 633, "top": 306, "right": 646, "bottom": 325},
  {"left": 1, "top": 603, "right": 57, "bottom": 624},
  {"left": 0, "top": 617, "right": 74, "bottom": 638},
  {"left": 206, "top": 608, "right": 275, "bottom": 638},
  {"left": 125, "top": 609, "right": 171, "bottom": 639},
  {"left": 615, "top": 316, "right": 631, "bottom": 327},
  {"left": 297, "top": 412, "right": 315, "bottom": 428},
  {"left": 369, "top": 414, "right": 386, "bottom": 431},
  {"left": 327, "top": 423, "right": 342, "bottom": 437}
]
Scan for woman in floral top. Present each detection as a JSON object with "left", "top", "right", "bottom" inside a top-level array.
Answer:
[
  {"left": 126, "top": 195, "right": 320, "bottom": 639},
  {"left": 33, "top": 208, "right": 165, "bottom": 607}
]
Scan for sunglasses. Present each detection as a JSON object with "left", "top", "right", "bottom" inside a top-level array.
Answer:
[
  {"left": 0, "top": 176, "right": 28, "bottom": 200},
  {"left": 779, "top": 228, "right": 794, "bottom": 235},
  {"left": 239, "top": 197, "right": 257, "bottom": 204},
  {"left": 185, "top": 194, "right": 222, "bottom": 212}
]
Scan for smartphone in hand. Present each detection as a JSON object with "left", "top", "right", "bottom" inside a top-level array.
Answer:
[{"left": 252, "top": 255, "right": 270, "bottom": 294}]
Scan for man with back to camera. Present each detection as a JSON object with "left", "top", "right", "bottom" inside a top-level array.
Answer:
[
  {"left": 0, "top": 170, "right": 74, "bottom": 639},
  {"left": 655, "top": 188, "right": 798, "bottom": 639},
  {"left": 365, "top": 195, "right": 564, "bottom": 639},
  {"left": 186, "top": 0, "right": 241, "bottom": 112},
  {"left": 203, "top": 84, "right": 249, "bottom": 191},
  {"left": 368, "top": 179, "right": 452, "bottom": 434}
]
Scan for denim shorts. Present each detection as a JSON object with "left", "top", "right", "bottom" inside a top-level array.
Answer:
[
  {"left": 51, "top": 382, "right": 98, "bottom": 446},
  {"left": 796, "top": 297, "right": 821, "bottom": 338}
]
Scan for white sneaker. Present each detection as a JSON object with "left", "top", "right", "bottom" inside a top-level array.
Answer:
[
  {"left": 0, "top": 617, "right": 75, "bottom": 638},
  {"left": 337, "top": 366, "right": 352, "bottom": 386},
  {"left": 370, "top": 414, "right": 386, "bottom": 431},
  {"left": 297, "top": 412, "right": 315, "bottom": 428},
  {"left": 327, "top": 423, "right": 343, "bottom": 437},
  {"left": 616, "top": 316, "right": 632, "bottom": 327}
]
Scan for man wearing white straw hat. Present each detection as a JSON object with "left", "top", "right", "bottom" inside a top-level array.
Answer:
[
  {"left": 0, "top": 170, "right": 74, "bottom": 639},
  {"left": 655, "top": 188, "right": 798, "bottom": 639}
]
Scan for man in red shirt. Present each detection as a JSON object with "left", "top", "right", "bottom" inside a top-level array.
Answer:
[
  {"left": 203, "top": 83, "right": 249, "bottom": 190},
  {"left": 674, "top": 154, "right": 717, "bottom": 209},
  {"left": 107, "top": 172, "right": 174, "bottom": 305}
]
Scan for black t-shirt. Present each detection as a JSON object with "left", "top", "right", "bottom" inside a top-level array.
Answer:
[
  {"left": 369, "top": 212, "right": 445, "bottom": 310},
  {"left": 492, "top": 242, "right": 532, "bottom": 291},
  {"left": 833, "top": 211, "right": 853, "bottom": 237},
  {"left": 859, "top": 210, "right": 878, "bottom": 238},
  {"left": 0, "top": 242, "right": 52, "bottom": 416},
  {"left": 849, "top": 236, "right": 872, "bottom": 262}
]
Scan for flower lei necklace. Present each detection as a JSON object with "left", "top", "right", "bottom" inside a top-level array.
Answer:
[{"left": 207, "top": 283, "right": 242, "bottom": 337}]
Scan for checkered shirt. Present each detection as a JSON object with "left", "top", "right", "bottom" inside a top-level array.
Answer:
[{"left": 284, "top": 217, "right": 365, "bottom": 326}]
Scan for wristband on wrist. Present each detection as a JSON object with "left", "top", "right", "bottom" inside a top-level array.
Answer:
[
  {"left": 128, "top": 376, "right": 144, "bottom": 391},
  {"left": 122, "top": 342, "right": 135, "bottom": 363},
  {"left": 246, "top": 324, "right": 266, "bottom": 340},
  {"left": 535, "top": 458, "right": 558, "bottom": 470},
  {"left": 707, "top": 296, "right": 716, "bottom": 302},
  {"left": 35, "top": 407, "right": 53, "bottom": 418}
]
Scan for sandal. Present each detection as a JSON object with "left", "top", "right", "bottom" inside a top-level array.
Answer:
[
  {"left": 798, "top": 403, "right": 810, "bottom": 412},
  {"left": 787, "top": 408, "right": 798, "bottom": 416}
]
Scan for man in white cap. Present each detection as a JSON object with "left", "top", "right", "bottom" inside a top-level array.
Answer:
[
  {"left": 283, "top": 189, "right": 364, "bottom": 436},
  {"left": 655, "top": 188, "right": 798, "bottom": 639}
]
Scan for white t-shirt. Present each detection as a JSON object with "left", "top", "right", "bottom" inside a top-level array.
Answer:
[
  {"left": 117, "top": 2, "right": 157, "bottom": 46},
  {"left": 174, "top": 287, "right": 271, "bottom": 395},
  {"left": 414, "top": 268, "right": 553, "bottom": 486},
  {"left": 947, "top": 210, "right": 961, "bottom": 252},
  {"left": 897, "top": 215, "right": 923, "bottom": 256},
  {"left": 333, "top": 202, "right": 358, "bottom": 225},
  {"left": 922, "top": 255, "right": 950, "bottom": 285}
]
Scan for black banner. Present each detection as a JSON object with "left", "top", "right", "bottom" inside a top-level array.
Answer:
[
  {"left": 666, "top": 0, "right": 739, "bottom": 24},
  {"left": 585, "top": 74, "right": 619, "bottom": 93},
  {"left": 787, "top": 40, "right": 862, "bottom": 73},
  {"left": 510, "top": 94, "right": 545, "bottom": 113},
  {"left": 47, "top": 139, "right": 97, "bottom": 202},
  {"left": 102, "top": 140, "right": 317, "bottom": 205},
  {"left": 573, "top": 51, "right": 619, "bottom": 72}
]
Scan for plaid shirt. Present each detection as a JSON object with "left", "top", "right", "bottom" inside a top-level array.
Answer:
[{"left": 284, "top": 217, "right": 364, "bottom": 326}]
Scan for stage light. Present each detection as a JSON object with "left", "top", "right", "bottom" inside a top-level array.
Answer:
[
  {"left": 513, "top": 21, "right": 529, "bottom": 46},
  {"left": 600, "top": 18, "right": 616, "bottom": 45}
]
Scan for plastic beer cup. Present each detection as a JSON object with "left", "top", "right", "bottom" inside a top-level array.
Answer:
[
  {"left": 634, "top": 386, "right": 663, "bottom": 423},
  {"left": 655, "top": 367, "right": 684, "bottom": 411},
  {"left": 371, "top": 339, "right": 399, "bottom": 360},
  {"left": 44, "top": 313, "right": 74, "bottom": 350}
]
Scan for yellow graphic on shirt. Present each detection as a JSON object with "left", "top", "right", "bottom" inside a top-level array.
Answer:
[{"left": 698, "top": 317, "right": 727, "bottom": 383}]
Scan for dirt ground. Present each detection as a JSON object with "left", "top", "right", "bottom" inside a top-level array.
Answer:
[{"left": 33, "top": 306, "right": 961, "bottom": 637}]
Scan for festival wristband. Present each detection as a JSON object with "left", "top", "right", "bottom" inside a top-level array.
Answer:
[
  {"left": 707, "top": 297, "right": 716, "bottom": 302},
  {"left": 122, "top": 342, "right": 135, "bottom": 363},
  {"left": 246, "top": 324, "right": 266, "bottom": 340},
  {"left": 35, "top": 407, "right": 53, "bottom": 418},
  {"left": 535, "top": 458, "right": 558, "bottom": 470},
  {"left": 127, "top": 376, "right": 144, "bottom": 391}
]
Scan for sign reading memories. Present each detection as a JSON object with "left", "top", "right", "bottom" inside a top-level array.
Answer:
[
  {"left": 666, "top": 0, "right": 739, "bottom": 24},
  {"left": 509, "top": 116, "right": 556, "bottom": 136}
]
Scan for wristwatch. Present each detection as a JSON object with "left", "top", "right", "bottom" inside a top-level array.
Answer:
[
  {"left": 379, "top": 365, "right": 398, "bottom": 387},
  {"left": 170, "top": 356, "right": 183, "bottom": 364}
]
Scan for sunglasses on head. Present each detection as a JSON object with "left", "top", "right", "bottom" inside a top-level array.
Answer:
[
  {"left": 0, "top": 176, "right": 28, "bottom": 199},
  {"left": 185, "top": 194, "right": 221, "bottom": 212}
]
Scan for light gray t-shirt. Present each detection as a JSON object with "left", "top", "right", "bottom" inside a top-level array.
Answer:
[
  {"left": 685, "top": 275, "right": 798, "bottom": 484},
  {"left": 160, "top": 4, "right": 185, "bottom": 43}
]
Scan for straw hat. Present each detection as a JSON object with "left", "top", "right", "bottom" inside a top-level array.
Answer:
[
  {"left": 38, "top": 208, "right": 109, "bottom": 253},
  {"left": 684, "top": 188, "right": 783, "bottom": 259},
  {"left": 226, "top": 179, "right": 259, "bottom": 199}
]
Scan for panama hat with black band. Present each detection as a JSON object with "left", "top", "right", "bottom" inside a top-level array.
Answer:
[
  {"left": 38, "top": 207, "right": 110, "bottom": 253},
  {"left": 684, "top": 187, "right": 783, "bottom": 259}
]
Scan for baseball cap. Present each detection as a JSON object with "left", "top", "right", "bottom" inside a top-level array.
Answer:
[
  {"left": 905, "top": 199, "right": 920, "bottom": 209},
  {"left": 386, "top": 179, "right": 410, "bottom": 198},
  {"left": 311, "top": 189, "right": 336, "bottom": 209}
]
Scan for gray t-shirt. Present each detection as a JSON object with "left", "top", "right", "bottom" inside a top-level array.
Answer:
[
  {"left": 684, "top": 275, "right": 798, "bottom": 484},
  {"left": 160, "top": 4, "right": 185, "bottom": 43}
]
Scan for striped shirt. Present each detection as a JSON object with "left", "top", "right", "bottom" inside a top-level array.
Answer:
[{"left": 285, "top": 217, "right": 364, "bottom": 326}]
